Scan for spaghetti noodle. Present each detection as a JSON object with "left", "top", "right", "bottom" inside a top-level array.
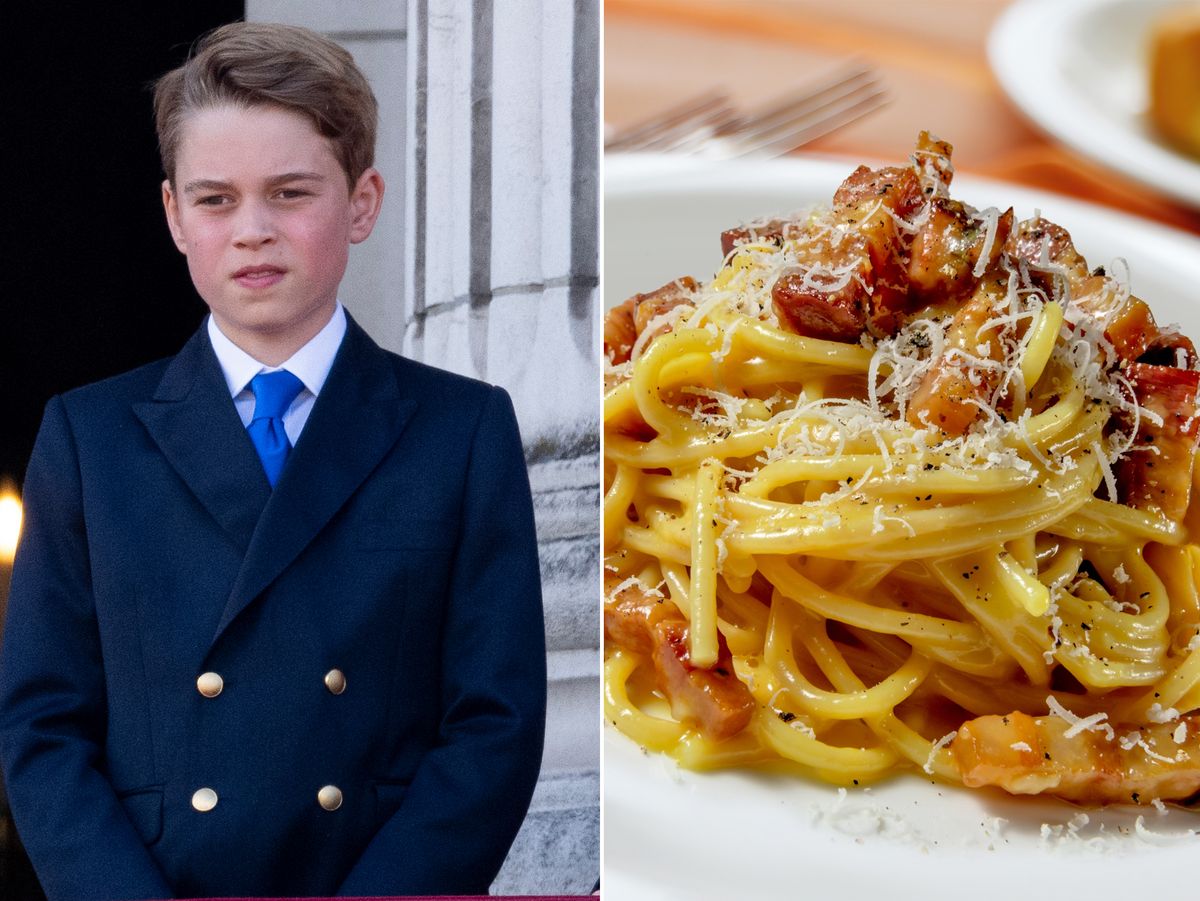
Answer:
[{"left": 602, "top": 134, "right": 1200, "bottom": 806}]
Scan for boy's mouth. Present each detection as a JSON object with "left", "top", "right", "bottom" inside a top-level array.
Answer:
[{"left": 233, "top": 265, "right": 286, "bottom": 289}]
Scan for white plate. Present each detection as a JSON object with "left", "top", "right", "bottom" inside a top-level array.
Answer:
[
  {"left": 989, "top": 0, "right": 1200, "bottom": 209},
  {"left": 603, "top": 154, "right": 1200, "bottom": 901}
]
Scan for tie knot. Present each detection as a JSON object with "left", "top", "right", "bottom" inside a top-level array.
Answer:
[{"left": 249, "top": 370, "right": 305, "bottom": 422}]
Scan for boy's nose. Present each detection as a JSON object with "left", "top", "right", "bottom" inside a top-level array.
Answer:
[{"left": 232, "top": 204, "right": 277, "bottom": 248}]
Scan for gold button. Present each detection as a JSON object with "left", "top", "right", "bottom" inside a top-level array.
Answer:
[
  {"left": 317, "top": 785, "right": 343, "bottom": 811},
  {"left": 324, "top": 668, "right": 346, "bottom": 695},
  {"left": 191, "top": 788, "right": 218, "bottom": 812},
  {"left": 196, "top": 672, "right": 224, "bottom": 698}
]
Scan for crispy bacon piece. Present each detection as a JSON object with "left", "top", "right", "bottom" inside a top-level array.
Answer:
[
  {"left": 837, "top": 168, "right": 917, "bottom": 335},
  {"left": 1003, "top": 218, "right": 1091, "bottom": 294},
  {"left": 771, "top": 270, "right": 867, "bottom": 342},
  {"left": 770, "top": 235, "right": 872, "bottom": 342},
  {"left": 1068, "top": 273, "right": 1162, "bottom": 363},
  {"left": 828, "top": 134, "right": 963, "bottom": 336},
  {"left": 834, "top": 187, "right": 918, "bottom": 336},
  {"left": 1098, "top": 291, "right": 1158, "bottom": 362},
  {"left": 906, "top": 281, "right": 1008, "bottom": 436},
  {"left": 651, "top": 619, "right": 755, "bottom": 742},
  {"left": 856, "top": 212, "right": 912, "bottom": 337},
  {"left": 953, "top": 710, "right": 1200, "bottom": 805},
  {"left": 911, "top": 130, "right": 955, "bottom": 193},
  {"left": 604, "top": 573, "right": 676, "bottom": 655},
  {"left": 604, "top": 574, "right": 755, "bottom": 742},
  {"left": 833, "top": 132, "right": 951, "bottom": 216},
  {"left": 766, "top": 179, "right": 919, "bottom": 342},
  {"left": 1116, "top": 362, "right": 1200, "bottom": 521},
  {"left": 1005, "top": 219, "right": 1170, "bottom": 364},
  {"left": 720, "top": 218, "right": 806, "bottom": 258},
  {"left": 908, "top": 200, "right": 1013, "bottom": 303},
  {"left": 603, "top": 277, "right": 697, "bottom": 365},
  {"left": 755, "top": 133, "right": 966, "bottom": 343},
  {"left": 634, "top": 277, "right": 696, "bottom": 334},
  {"left": 604, "top": 298, "right": 637, "bottom": 364},
  {"left": 769, "top": 211, "right": 916, "bottom": 344},
  {"left": 1140, "top": 327, "right": 1199, "bottom": 369},
  {"left": 832, "top": 163, "right": 926, "bottom": 220}
]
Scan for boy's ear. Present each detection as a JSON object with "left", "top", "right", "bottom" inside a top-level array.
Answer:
[
  {"left": 348, "top": 167, "right": 385, "bottom": 245},
  {"left": 161, "top": 179, "right": 188, "bottom": 254}
]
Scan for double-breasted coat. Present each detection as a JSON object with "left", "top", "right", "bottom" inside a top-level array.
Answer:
[{"left": 0, "top": 315, "right": 547, "bottom": 899}]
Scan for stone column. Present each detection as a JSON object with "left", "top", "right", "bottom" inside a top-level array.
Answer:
[{"left": 248, "top": 1, "right": 599, "bottom": 893}]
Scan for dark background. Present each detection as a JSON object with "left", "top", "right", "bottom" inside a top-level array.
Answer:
[
  {"left": 1, "top": 2, "right": 244, "bottom": 490},
  {"left": 1, "top": 5, "right": 244, "bottom": 896}
]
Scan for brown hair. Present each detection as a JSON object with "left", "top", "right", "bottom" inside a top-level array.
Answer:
[{"left": 153, "top": 22, "right": 378, "bottom": 189}]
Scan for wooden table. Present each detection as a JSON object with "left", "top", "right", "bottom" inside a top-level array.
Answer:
[{"left": 605, "top": 0, "right": 1200, "bottom": 236}]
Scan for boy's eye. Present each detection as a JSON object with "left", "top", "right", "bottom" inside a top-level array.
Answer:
[
  {"left": 196, "top": 195, "right": 230, "bottom": 207},
  {"left": 276, "top": 189, "right": 311, "bottom": 200}
]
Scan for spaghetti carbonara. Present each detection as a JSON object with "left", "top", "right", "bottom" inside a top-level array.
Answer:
[{"left": 603, "top": 134, "right": 1200, "bottom": 806}]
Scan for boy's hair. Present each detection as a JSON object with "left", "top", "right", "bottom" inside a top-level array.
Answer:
[{"left": 153, "top": 22, "right": 378, "bottom": 189}]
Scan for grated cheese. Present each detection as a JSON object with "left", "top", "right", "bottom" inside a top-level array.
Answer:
[
  {"left": 682, "top": 386, "right": 748, "bottom": 432},
  {"left": 1045, "top": 695, "right": 1115, "bottom": 741},
  {"left": 1132, "top": 815, "right": 1190, "bottom": 845},
  {"left": 971, "top": 206, "right": 1000, "bottom": 278},
  {"left": 924, "top": 730, "right": 957, "bottom": 775},
  {"left": 1092, "top": 440, "right": 1118, "bottom": 502},
  {"left": 765, "top": 687, "right": 819, "bottom": 738},
  {"left": 872, "top": 504, "right": 916, "bottom": 537},
  {"left": 1044, "top": 595, "right": 1065, "bottom": 665},
  {"left": 606, "top": 576, "right": 665, "bottom": 604},
  {"left": 1118, "top": 731, "right": 1187, "bottom": 765},
  {"left": 1102, "top": 597, "right": 1140, "bottom": 615},
  {"left": 629, "top": 301, "right": 694, "bottom": 363},
  {"left": 714, "top": 317, "right": 740, "bottom": 363},
  {"left": 1146, "top": 703, "right": 1180, "bottom": 724}
]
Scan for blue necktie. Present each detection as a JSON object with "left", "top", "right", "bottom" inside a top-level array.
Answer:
[{"left": 247, "top": 370, "right": 305, "bottom": 487}]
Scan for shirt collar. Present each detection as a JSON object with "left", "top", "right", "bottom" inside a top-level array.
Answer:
[{"left": 207, "top": 302, "right": 348, "bottom": 398}]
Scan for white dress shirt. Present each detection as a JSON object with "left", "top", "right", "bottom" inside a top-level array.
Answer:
[{"left": 207, "top": 303, "right": 347, "bottom": 446}]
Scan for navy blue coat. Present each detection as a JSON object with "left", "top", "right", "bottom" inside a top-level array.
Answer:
[{"left": 0, "top": 315, "right": 546, "bottom": 899}]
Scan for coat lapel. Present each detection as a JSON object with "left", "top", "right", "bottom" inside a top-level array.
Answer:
[
  {"left": 132, "top": 327, "right": 271, "bottom": 553},
  {"left": 211, "top": 315, "right": 417, "bottom": 646}
]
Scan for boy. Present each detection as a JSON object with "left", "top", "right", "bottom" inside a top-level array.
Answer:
[{"left": 0, "top": 22, "right": 545, "bottom": 900}]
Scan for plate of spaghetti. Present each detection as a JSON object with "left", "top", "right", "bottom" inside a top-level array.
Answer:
[{"left": 603, "top": 138, "right": 1200, "bottom": 898}]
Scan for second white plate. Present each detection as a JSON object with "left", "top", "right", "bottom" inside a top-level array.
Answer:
[{"left": 988, "top": 0, "right": 1200, "bottom": 209}]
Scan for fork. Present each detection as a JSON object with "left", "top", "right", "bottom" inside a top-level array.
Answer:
[
  {"left": 604, "top": 90, "right": 740, "bottom": 154},
  {"left": 604, "top": 64, "right": 887, "bottom": 159}
]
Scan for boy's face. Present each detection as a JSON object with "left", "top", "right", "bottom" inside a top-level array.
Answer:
[{"left": 162, "top": 103, "right": 383, "bottom": 362}]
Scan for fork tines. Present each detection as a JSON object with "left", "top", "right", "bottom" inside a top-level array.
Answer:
[
  {"left": 722, "top": 64, "right": 887, "bottom": 158},
  {"left": 604, "top": 90, "right": 739, "bottom": 153},
  {"left": 605, "top": 64, "right": 887, "bottom": 159}
]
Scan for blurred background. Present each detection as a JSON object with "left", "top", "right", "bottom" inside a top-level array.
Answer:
[{"left": 605, "top": 0, "right": 1200, "bottom": 238}]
